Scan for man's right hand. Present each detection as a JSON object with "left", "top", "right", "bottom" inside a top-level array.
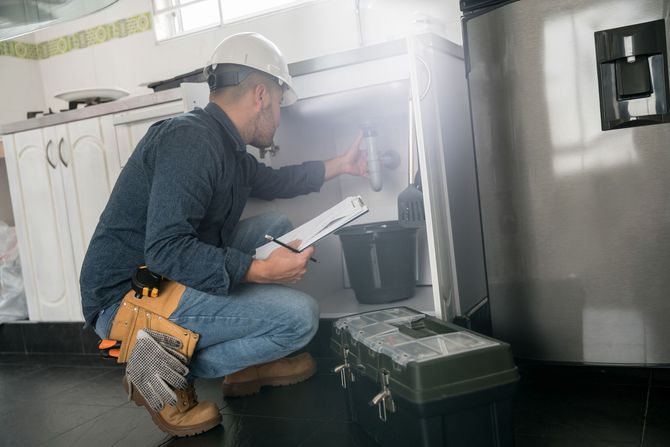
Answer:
[{"left": 244, "top": 240, "right": 314, "bottom": 284}]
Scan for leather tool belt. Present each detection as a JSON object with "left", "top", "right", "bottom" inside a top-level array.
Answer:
[{"left": 108, "top": 281, "right": 199, "bottom": 364}]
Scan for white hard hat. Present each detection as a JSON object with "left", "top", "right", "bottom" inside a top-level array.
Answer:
[{"left": 205, "top": 32, "right": 297, "bottom": 107}]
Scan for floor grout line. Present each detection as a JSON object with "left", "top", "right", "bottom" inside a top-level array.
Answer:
[{"left": 639, "top": 369, "right": 653, "bottom": 447}]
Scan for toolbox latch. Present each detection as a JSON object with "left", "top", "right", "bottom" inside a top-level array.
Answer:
[
  {"left": 333, "top": 346, "right": 356, "bottom": 388},
  {"left": 370, "top": 369, "right": 396, "bottom": 422}
]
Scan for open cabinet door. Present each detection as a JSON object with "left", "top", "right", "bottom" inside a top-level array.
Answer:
[{"left": 408, "top": 34, "right": 489, "bottom": 333}]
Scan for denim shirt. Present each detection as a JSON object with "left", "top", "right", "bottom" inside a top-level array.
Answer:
[{"left": 80, "top": 102, "right": 325, "bottom": 325}]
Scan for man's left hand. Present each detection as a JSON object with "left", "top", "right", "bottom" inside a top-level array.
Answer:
[{"left": 324, "top": 132, "right": 368, "bottom": 181}]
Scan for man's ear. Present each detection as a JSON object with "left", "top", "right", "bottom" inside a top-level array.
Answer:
[{"left": 253, "top": 83, "right": 267, "bottom": 110}]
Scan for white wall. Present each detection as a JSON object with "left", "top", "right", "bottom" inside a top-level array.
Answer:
[
  {"left": 0, "top": 35, "right": 45, "bottom": 226},
  {"left": 0, "top": 34, "right": 46, "bottom": 125},
  {"left": 0, "top": 0, "right": 462, "bottom": 121}
]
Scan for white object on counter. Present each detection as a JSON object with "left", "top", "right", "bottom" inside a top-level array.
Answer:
[{"left": 54, "top": 87, "right": 130, "bottom": 103}]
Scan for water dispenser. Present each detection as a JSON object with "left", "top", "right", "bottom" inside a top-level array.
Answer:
[{"left": 595, "top": 19, "right": 670, "bottom": 130}]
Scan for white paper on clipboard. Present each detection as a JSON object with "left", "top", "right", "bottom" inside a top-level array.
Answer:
[{"left": 254, "top": 195, "right": 368, "bottom": 260}]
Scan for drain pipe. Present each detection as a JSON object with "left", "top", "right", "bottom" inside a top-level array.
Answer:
[
  {"left": 361, "top": 125, "right": 400, "bottom": 192},
  {"left": 362, "top": 126, "right": 382, "bottom": 191}
]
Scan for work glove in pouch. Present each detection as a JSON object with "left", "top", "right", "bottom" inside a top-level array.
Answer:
[{"left": 125, "top": 328, "right": 189, "bottom": 412}]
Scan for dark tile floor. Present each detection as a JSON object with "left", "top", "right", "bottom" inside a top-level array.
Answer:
[{"left": 0, "top": 327, "right": 668, "bottom": 446}]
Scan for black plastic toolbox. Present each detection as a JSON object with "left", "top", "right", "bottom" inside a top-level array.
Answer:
[{"left": 330, "top": 307, "right": 519, "bottom": 447}]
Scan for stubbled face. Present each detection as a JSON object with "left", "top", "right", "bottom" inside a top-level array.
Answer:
[{"left": 249, "top": 82, "right": 282, "bottom": 149}]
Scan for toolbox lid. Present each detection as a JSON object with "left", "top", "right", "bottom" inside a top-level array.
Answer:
[
  {"left": 336, "top": 309, "right": 498, "bottom": 366},
  {"left": 334, "top": 308, "right": 425, "bottom": 332},
  {"left": 332, "top": 307, "right": 519, "bottom": 404}
]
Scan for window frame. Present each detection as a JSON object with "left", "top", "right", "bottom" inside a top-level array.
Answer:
[
  {"left": 151, "top": 0, "right": 323, "bottom": 43},
  {"left": 151, "top": 0, "right": 223, "bottom": 43},
  {"left": 219, "top": 0, "right": 321, "bottom": 26}
]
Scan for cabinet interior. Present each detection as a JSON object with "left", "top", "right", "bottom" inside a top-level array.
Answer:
[{"left": 243, "top": 80, "right": 436, "bottom": 318}]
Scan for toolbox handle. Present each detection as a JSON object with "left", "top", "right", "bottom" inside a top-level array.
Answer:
[{"left": 369, "top": 369, "right": 395, "bottom": 422}]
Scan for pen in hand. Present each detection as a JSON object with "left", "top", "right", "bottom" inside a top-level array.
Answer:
[{"left": 264, "top": 235, "right": 319, "bottom": 263}]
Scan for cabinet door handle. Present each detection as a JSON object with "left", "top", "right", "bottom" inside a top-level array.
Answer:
[
  {"left": 57, "top": 137, "right": 68, "bottom": 167},
  {"left": 416, "top": 55, "right": 431, "bottom": 100},
  {"left": 45, "top": 140, "right": 57, "bottom": 169}
]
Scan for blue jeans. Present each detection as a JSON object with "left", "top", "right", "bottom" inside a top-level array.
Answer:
[{"left": 94, "top": 212, "right": 320, "bottom": 379}]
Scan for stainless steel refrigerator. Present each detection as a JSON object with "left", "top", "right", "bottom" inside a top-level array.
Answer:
[{"left": 461, "top": 0, "right": 670, "bottom": 364}]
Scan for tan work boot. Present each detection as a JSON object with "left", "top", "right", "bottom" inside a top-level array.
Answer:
[
  {"left": 123, "top": 375, "right": 221, "bottom": 437},
  {"left": 222, "top": 352, "right": 317, "bottom": 397}
]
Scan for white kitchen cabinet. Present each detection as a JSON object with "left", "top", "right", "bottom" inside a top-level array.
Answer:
[
  {"left": 4, "top": 128, "right": 81, "bottom": 321},
  {"left": 3, "top": 116, "right": 120, "bottom": 321}
]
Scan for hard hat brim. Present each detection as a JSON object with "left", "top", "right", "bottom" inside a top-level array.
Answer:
[{"left": 281, "top": 85, "right": 298, "bottom": 107}]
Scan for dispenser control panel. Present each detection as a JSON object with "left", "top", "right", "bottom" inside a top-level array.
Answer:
[{"left": 595, "top": 19, "right": 670, "bottom": 130}]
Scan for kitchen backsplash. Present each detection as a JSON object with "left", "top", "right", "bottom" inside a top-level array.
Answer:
[{"left": 0, "top": 12, "right": 151, "bottom": 61}]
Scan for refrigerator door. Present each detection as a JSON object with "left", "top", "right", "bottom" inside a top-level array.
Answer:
[{"left": 464, "top": 0, "right": 670, "bottom": 364}]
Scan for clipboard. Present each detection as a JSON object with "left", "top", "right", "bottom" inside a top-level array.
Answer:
[{"left": 254, "top": 195, "right": 368, "bottom": 260}]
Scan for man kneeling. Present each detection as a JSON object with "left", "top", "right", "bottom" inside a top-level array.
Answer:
[{"left": 80, "top": 32, "right": 367, "bottom": 437}]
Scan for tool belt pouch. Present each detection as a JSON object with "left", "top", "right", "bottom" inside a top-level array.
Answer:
[{"left": 109, "top": 281, "right": 199, "bottom": 364}]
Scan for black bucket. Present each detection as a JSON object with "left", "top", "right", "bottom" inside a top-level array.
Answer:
[{"left": 335, "top": 221, "right": 418, "bottom": 304}]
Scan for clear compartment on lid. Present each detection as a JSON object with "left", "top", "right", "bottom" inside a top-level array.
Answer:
[
  {"left": 334, "top": 314, "right": 377, "bottom": 331},
  {"left": 334, "top": 308, "right": 424, "bottom": 337},
  {"left": 389, "top": 332, "right": 498, "bottom": 366},
  {"left": 357, "top": 308, "right": 425, "bottom": 329},
  {"left": 364, "top": 331, "right": 416, "bottom": 354},
  {"left": 365, "top": 308, "right": 422, "bottom": 322},
  {"left": 351, "top": 322, "right": 399, "bottom": 343},
  {"left": 419, "top": 332, "right": 497, "bottom": 356},
  {"left": 390, "top": 340, "right": 442, "bottom": 366}
]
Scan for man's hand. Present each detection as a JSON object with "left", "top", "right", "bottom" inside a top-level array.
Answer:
[
  {"left": 324, "top": 131, "right": 368, "bottom": 181},
  {"left": 244, "top": 240, "right": 315, "bottom": 284}
]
